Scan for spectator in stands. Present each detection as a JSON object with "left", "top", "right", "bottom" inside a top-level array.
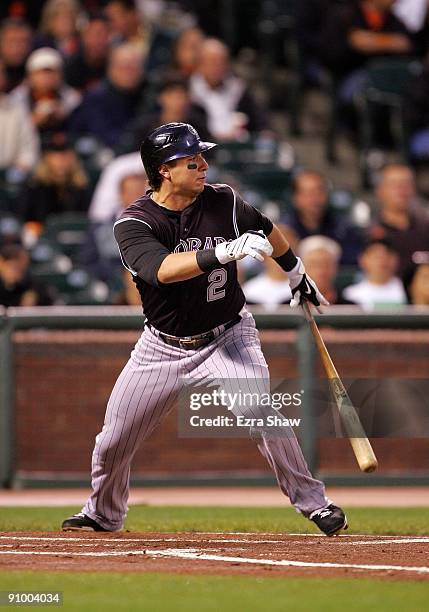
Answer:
[
  {"left": 80, "top": 172, "right": 147, "bottom": 291},
  {"left": 19, "top": 133, "right": 90, "bottom": 229},
  {"left": 282, "top": 170, "right": 362, "bottom": 265},
  {"left": 87, "top": 151, "right": 144, "bottom": 222},
  {"left": 321, "top": 0, "right": 413, "bottom": 91},
  {"left": 405, "top": 253, "right": 429, "bottom": 305},
  {"left": 104, "top": 0, "right": 173, "bottom": 73},
  {"left": 104, "top": 0, "right": 145, "bottom": 47},
  {"left": 33, "top": 0, "right": 81, "bottom": 57},
  {"left": 189, "top": 38, "right": 270, "bottom": 140},
  {"left": 299, "top": 235, "right": 355, "bottom": 305},
  {"left": 368, "top": 163, "right": 429, "bottom": 278},
  {"left": 0, "top": 243, "right": 52, "bottom": 307},
  {"left": 9, "top": 47, "right": 81, "bottom": 137},
  {"left": 64, "top": 13, "right": 110, "bottom": 92},
  {"left": 343, "top": 237, "right": 407, "bottom": 308},
  {"left": 0, "top": 18, "right": 33, "bottom": 92},
  {"left": 0, "top": 1, "right": 43, "bottom": 29},
  {"left": 69, "top": 43, "right": 145, "bottom": 149},
  {"left": 0, "top": 59, "right": 40, "bottom": 173},
  {"left": 170, "top": 27, "right": 205, "bottom": 78},
  {"left": 120, "top": 74, "right": 211, "bottom": 152}
]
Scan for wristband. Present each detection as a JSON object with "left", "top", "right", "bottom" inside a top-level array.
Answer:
[
  {"left": 196, "top": 248, "right": 220, "bottom": 272},
  {"left": 274, "top": 247, "right": 298, "bottom": 272}
]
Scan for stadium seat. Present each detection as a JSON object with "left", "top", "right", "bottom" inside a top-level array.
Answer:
[
  {"left": 41, "top": 213, "right": 90, "bottom": 262},
  {"left": 31, "top": 266, "right": 110, "bottom": 305},
  {"left": 216, "top": 138, "right": 280, "bottom": 172},
  {"left": 335, "top": 266, "right": 359, "bottom": 292},
  {"left": 242, "top": 166, "right": 292, "bottom": 201}
]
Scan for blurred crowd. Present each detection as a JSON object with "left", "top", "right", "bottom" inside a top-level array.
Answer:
[{"left": 0, "top": 0, "right": 429, "bottom": 310}]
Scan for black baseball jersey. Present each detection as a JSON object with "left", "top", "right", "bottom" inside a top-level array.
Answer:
[{"left": 114, "top": 183, "right": 273, "bottom": 336}]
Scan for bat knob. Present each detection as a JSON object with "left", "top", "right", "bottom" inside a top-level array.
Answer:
[{"left": 361, "top": 459, "right": 378, "bottom": 473}]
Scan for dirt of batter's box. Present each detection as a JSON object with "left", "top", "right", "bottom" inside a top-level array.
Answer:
[{"left": 1, "top": 532, "right": 428, "bottom": 581}]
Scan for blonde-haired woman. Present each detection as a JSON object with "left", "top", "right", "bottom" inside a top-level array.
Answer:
[
  {"left": 34, "top": 0, "right": 82, "bottom": 56},
  {"left": 20, "top": 133, "right": 90, "bottom": 231}
]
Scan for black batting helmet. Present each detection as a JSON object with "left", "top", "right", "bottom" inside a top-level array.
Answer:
[{"left": 140, "top": 122, "right": 216, "bottom": 189}]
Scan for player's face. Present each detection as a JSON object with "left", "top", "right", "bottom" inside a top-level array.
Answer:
[{"left": 168, "top": 153, "right": 209, "bottom": 196}]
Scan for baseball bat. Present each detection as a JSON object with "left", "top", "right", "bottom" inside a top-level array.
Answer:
[{"left": 302, "top": 301, "right": 378, "bottom": 473}]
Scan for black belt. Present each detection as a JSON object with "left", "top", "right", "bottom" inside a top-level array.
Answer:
[{"left": 155, "top": 315, "right": 241, "bottom": 350}]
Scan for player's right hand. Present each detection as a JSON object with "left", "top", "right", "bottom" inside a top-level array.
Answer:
[{"left": 215, "top": 231, "right": 273, "bottom": 264}]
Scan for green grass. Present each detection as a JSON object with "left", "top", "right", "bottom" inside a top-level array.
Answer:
[
  {"left": 0, "top": 572, "right": 428, "bottom": 612},
  {"left": 0, "top": 505, "right": 428, "bottom": 535}
]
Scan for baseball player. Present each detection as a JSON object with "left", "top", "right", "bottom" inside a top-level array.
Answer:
[{"left": 62, "top": 123, "right": 347, "bottom": 536}]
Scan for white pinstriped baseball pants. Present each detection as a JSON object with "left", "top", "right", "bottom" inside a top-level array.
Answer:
[{"left": 82, "top": 309, "right": 328, "bottom": 530}]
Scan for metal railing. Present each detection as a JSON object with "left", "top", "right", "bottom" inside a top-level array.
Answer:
[{"left": 1, "top": 305, "right": 429, "bottom": 488}]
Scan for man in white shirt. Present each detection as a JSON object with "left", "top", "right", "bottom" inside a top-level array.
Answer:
[
  {"left": 344, "top": 238, "right": 407, "bottom": 309},
  {"left": 189, "top": 38, "right": 269, "bottom": 140},
  {"left": 0, "top": 60, "right": 39, "bottom": 173}
]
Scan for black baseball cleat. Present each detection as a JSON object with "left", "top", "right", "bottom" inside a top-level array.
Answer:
[
  {"left": 309, "top": 504, "right": 348, "bottom": 536},
  {"left": 61, "top": 512, "right": 109, "bottom": 532}
]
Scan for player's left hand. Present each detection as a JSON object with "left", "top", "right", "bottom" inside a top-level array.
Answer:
[{"left": 287, "top": 258, "right": 329, "bottom": 308}]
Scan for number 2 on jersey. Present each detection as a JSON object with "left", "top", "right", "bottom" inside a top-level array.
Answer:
[{"left": 207, "top": 268, "right": 227, "bottom": 302}]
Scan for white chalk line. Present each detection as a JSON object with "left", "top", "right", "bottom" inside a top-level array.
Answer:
[
  {"left": 0, "top": 550, "right": 149, "bottom": 558},
  {"left": 349, "top": 538, "right": 429, "bottom": 546},
  {"left": 148, "top": 549, "right": 429, "bottom": 574},
  {"left": 0, "top": 547, "right": 428, "bottom": 574},
  {"left": 2, "top": 535, "right": 428, "bottom": 546}
]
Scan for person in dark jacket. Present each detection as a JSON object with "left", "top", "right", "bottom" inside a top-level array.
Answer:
[
  {"left": 64, "top": 13, "right": 110, "bottom": 92},
  {"left": 120, "top": 74, "right": 211, "bottom": 152},
  {"left": 320, "top": 0, "right": 413, "bottom": 83},
  {"left": 367, "top": 163, "right": 429, "bottom": 278},
  {"left": 103, "top": 0, "right": 174, "bottom": 74},
  {"left": 282, "top": 170, "right": 362, "bottom": 266},
  {"left": 69, "top": 43, "right": 146, "bottom": 149},
  {"left": 0, "top": 18, "right": 33, "bottom": 92}
]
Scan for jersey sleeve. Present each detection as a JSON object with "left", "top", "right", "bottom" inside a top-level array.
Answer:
[
  {"left": 234, "top": 190, "right": 274, "bottom": 237},
  {"left": 113, "top": 218, "right": 170, "bottom": 287}
]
